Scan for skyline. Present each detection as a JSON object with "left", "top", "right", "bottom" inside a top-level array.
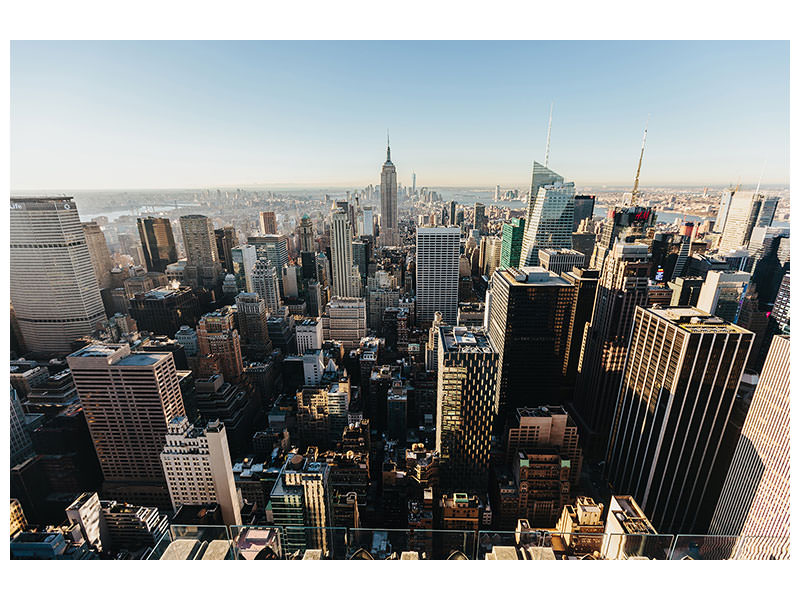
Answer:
[{"left": 11, "top": 41, "right": 790, "bottom": 190}]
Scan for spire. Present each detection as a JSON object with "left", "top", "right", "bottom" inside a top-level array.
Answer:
[
  {"left": 386, "top": 129, "right": 391, "bottom": 162},
  {"left": 544, "top": 102, "right": 554, "bottom": 168},
  {"left": 630, "top": 117, "right": 649, "bottom": 206}
]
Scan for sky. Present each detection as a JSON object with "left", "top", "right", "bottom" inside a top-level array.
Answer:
[{"left": 10, "top": 41, "right": 790, "bottom": 190}]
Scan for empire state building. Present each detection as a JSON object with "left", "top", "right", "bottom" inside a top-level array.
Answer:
[{"left": 379, "top": 135, "right": 398, "bottom": 246}]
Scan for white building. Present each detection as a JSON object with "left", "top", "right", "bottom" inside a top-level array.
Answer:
[
  {"left": 416, "top": 227, "right": 460, "bottom": 323},
  {"left": 296, "top": 317, "right": 323, "bottom": 354},
  {"left": 10, "top": 197, "right": 106, "bottom": 355},
  {"left": 66, "top": 492, "right": 107, "bottom": 552},
  {"left": 330, "top": 209, "right": 361, "bottom": 298},
  {"left": 252, "top": 258, "right": 282, "bottom": 315},
  {"left": 321, "top": 297, "right": 367, "bottom": 350},
  {"left": 160, "top": 416, "right": 242, "bottom": 527}
]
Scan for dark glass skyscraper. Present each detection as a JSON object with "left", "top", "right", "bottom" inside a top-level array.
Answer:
[{"left": 137, "top": 217, "right": 178, "bottom": 273}]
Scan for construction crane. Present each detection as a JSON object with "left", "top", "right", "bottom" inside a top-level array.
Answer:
[{"left": 629, "top": 118, "right": 649, "bottom": 206}]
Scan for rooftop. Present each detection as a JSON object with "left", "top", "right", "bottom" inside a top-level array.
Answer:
[
  {"left": 440, "top": 326, "right": 494, "bottom": 354},
  {"left": 647, "top": 306, "right": 750, "bottom": 334},
  {"left": 499, "top": 267, "right": 572, "bottom": 287}
]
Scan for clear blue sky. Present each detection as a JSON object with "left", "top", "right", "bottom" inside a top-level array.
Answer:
[{"left": 10, "top": 41, "right": 789, "bottom": 190}]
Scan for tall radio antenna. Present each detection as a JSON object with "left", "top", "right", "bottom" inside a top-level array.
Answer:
[
  {"left": 630, "top": 116, "right": 649, "bottom": 206},
  {"left": 544, "top": 102, "right": 554, "bottom": 168}
]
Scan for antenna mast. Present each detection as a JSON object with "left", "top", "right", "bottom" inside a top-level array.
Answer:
[
  {"left": 544, "top": 102, "right": 553, "bottom": 168},
  {"left": 630, "top": 117, "right": 649, "bottom": 206}
]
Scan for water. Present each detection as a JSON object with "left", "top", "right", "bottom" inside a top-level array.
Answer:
[{"left": 77, "top": 204, "right": 199, "bottom": 222}]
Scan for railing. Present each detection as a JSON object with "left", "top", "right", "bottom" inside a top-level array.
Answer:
[{"left": 146, "top": 525, "right": 790, "bottom": 560}]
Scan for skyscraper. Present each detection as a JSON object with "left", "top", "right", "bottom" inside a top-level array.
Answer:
[
  {"left": 251, "top": 258, "right": 282, "bottom": 315},
  {"left": 590, "top": 205, "right": 655, "bottom": 274},
  {"left": 67, "top": 343, "right": 186, "bottom": 506},
  {"left": 416, "top": 227, "right": 460, "bottom": 324},
  {"left": 259, "top": 211, "right": 278, "bottom": 235},
  {"left": 138, "top": 217, "right": 178, "bottom": 274},
  {"left": 231, "top": 244, "right": 258, "bottom": 293},
  {"left": 474, "top": 202, "right": 487, "bottom": 235},
  {"left": 196, "top": 307, "right": 244, "bottom": 382},
  {"left": 519, "top": 162, "right": 575, "bottom": 266},
  {"left": 572, "top": 194, "right": 596, "bottom": 231},
  {"left": 234, "top": 292, "right": 272, "bottom": 357},
  {"left": 436, "top": 326, "right": 498, "bottom": 493},
  {"left": 379, "top": 136, "right": 398, "bottom": 246},
  {"left": 10, "top": 197, "right": 106, "bottom": 355},
  {"left": 718, "top": 191, "right": 777, "bottom": 253},
  {"left": 82, "top": 221, "right": 114, "bottom": 289},
  {"left": 485, "top": 267, "right": 577, "bottom": 421},
  {"left": 709, "top": 335, "right": 789, "bottom": 559},
  {"left": 606, "top": 306, "right": 753, "bottom": 533},
  {"left": 298, "top": 214, "right": 315, "bottom": 253},
  {"left": 330, "top": 209, "right": 360, "bottom": 298},
  {"left": 214, "top": 226, "right": 237, "bottom": 273},
  {"left": 161, "top": 416, "right": 242, "bottom": 526},
  {"left": 248, "top": 234, "right": 290, "bottom": 296},
  {"left": 499, "top": 217, "right": 525, "bottom": 269},
  {"left": 572, "top": 243, "right": 651, "bottom": 458},
  {"left": 180, "top": 214, "right": 222, "bottom": 287}
]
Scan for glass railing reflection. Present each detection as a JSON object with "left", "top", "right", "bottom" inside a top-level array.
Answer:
[
  {"left": 145, "top": 525, "right": 790, "bottom": 560},
  {"left": 148, "top": 525, "right": 233, "bottom": 560},
  {"left": 347, "top": 528, "right": 477, "bottom": 559}
]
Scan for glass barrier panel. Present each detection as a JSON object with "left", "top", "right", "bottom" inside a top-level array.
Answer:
[
  {"left": 230, "top": 526, "right": 283, "bottom": 560},
  {"left": 153, "top": 525, "right": 233, "bottom": 560},
  {"left": 669, "top": 535, "right": 739, "bottom": 560},
  {"left": 282, "top": 526, "right": 348, "bottom": 559},
  {"left": 600, "top": 533, "right": 673, "bottom": 560}
]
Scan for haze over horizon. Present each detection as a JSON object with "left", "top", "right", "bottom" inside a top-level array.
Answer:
[{"left": 11, "top": 41, "right": 789, "bottom": 190}]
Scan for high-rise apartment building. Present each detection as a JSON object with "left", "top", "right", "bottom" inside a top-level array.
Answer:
[
  {"left": 231, "top": 244, "right": 257, "bottom": 293},
  {"left": 196, "top": 307, "right": 244, "bottom": 382},
  {"left": 160, "top": 416, "right": 242, "bottom": 526},
  {"left": 436, "top": 326, "right": 498, "bottom": 493},
  {"left": 379, "top": 138, "right": 398, "bottom": 246},
  {"left": 179, "top": 215, "right": 222, "bottom": 287},
  {"left": 479, "top": 236, "right": 502, "bottom": 279},
  {"left": 67, "top": 343, "right": 186, "bottom": 506},
  {"left": 572, "top": 243, "right": 651, "bottom": 458},
  {"left": 416, "top": 227, "right": 460, "bottom": 324},
  {"left": 251, "top": 258, "right": 282, "bottom": 314},
  {"left": 138, "top": 217, "right": 178, "bottom": 274},
  {"left": 499, "top": 217, "right": 525, "bottom": 269},
  {"left": 709, "top": 335, "right": 789, "bottom": 559},
  {"left": 485, "top": 267, "right": 577, "bottom": 419},
  {"left": 330, "top": 209, "right": 361, "bottom": 298},
  {"left": 10, "top": 197, "right": 106, "bottom": 355},
  {"left": 259, "top": 211, "right": 278, "bottom": 235},
  {"left": 606, "top": 306, "right": 753, "bottom": 533},
  {"left": 248, "top": 234, "right": 290, "bottom": 296},
  {"left": 234, "top": 292, "right": 272, "bottom": 357},
  {"left": 82, "top": 221, "right": 114, "bottom": 289}
]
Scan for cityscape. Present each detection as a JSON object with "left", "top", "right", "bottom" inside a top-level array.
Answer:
[{"left": 8, "top": 40, "right": 791, "bottom": 563}]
